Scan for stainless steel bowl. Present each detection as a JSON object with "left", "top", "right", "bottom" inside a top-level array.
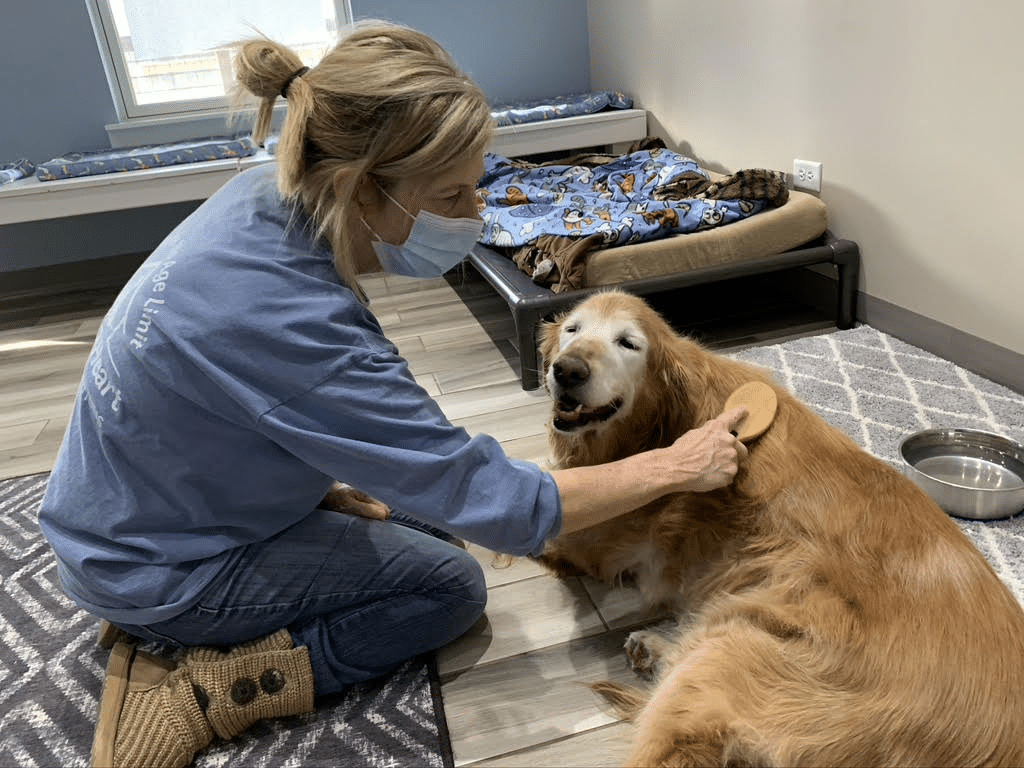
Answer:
[{"left": 899, "top": 429, "right": 1024, "bottom": 520}]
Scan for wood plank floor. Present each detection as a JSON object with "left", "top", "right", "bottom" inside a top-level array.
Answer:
[{"left": 0, "top": 264, "right": 833, "bottom": 766}]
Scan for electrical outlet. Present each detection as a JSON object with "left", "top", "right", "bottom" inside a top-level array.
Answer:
[{"left": 793, "top": 159, "right": 822, "bottom": 192}]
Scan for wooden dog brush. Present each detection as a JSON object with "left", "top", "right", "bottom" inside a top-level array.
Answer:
[{"left": 723, "top": 381, "right": 778, "bottom": 442}]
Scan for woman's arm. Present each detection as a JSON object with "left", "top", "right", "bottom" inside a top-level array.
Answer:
[{"left": 550, "top": 407, "right": 748, "bottom": 535}]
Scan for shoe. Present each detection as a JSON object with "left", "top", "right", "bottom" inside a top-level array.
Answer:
[
  {"left": 91, "top": 642, "right": 212, "bottom": 768},
  {"left": 91, "top": 632, "right": 315, "bottom": 767},
  {"left": 96, "top": 620, "right": 141, "bottom": 649},
  {"left": 187, "top": 644, "right": 315, "bottom": 741}
]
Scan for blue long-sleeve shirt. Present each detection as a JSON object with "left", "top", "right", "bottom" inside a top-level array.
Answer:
[{"left": 38, "top": 163, "right": 561, "bottom": 625}]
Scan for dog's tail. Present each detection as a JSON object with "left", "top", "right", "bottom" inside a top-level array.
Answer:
[{"left": 588, "top": 681, "right": 647, "bottom": 720}]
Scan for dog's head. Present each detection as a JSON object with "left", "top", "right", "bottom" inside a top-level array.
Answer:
[
  {"left": 541, "top": 291, "right": 648, "bottom": 433},
  {"left": 540, "top": 291, "right": 705, "bottom": 449}
]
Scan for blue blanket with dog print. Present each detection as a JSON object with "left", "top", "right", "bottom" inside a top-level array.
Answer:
[
  {"left": 479, "top": 148, "right": 765, "bottom": 251},
  {"left": 478, "top": 146, "right": 789, "bottom": 292}
]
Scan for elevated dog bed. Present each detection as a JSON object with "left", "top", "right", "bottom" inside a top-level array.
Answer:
[{"left": 473, "top": 141, "right": 858, "bottom": 389}]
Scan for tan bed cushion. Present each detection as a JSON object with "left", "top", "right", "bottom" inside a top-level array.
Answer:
[{"left": 583, "top": 188, "right": 828, "bottom": 288}]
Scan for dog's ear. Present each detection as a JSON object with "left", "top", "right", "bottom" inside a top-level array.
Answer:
[
  {"left": 647, "top": 331, "right": 706, "bottom": 435},
  {"left": 538, "top": 313, "right": 565, "bottom": 379}
]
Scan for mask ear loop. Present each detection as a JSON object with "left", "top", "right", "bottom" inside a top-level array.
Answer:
[
  {"left": 355, "top": 173, "right": 400, "bottom": 243},
  {"left": 375, "top": 181, "right": 416, "bottom": 220},
  {"left": 362, "top": 179, "right": 417, "bottom": 249},
  {"left": 359, "top": 215, "right": 384, "bottom": 243}
]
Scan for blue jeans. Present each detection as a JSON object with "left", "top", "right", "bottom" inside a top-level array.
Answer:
[{"left": 114, "top": 509, "right": 487, "bottom": 698}]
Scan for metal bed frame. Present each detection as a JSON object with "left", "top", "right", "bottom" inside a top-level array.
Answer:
[{"left": 468, "top": 232, "right": 860, "bottom": 390}]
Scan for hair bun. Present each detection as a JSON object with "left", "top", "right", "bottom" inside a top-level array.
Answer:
[{"left": 234, "top": 39, "right": 305, "bottom": 102}]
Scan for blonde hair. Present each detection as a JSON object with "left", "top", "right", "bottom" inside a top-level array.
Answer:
[{"left": 232, "top": 22, "right": 494, "bottom": 297}]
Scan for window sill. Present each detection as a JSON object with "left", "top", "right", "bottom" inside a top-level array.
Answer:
[{"left": 105, "top": 104, "right": 285, "bottom": 149}]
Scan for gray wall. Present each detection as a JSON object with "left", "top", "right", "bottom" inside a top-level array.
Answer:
[{"left": 0, "top": 0, "right": 590, "bottom": 277}]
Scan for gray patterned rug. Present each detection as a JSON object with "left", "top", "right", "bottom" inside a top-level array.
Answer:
[
  {"left": 0, "top": 472, "right": 454, "bottom": 768},
  {"left": 730, "top": 324, "right": 1024, "bottom": 602}
]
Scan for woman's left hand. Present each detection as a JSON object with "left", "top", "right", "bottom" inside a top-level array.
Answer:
[{"left": 320, "top": 482, "right": 391, "bottom": 520}]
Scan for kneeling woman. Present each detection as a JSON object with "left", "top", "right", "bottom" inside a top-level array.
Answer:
[{"left": 39, "top": 21, "right": 746, "bottom": 768}]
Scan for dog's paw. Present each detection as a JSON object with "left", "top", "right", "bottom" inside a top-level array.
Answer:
[
  {"left": 624, "top": 622, "right": 678, "bottom": 680},
  {"left": 531, "top": 552, "right": 587, "bottom": 578},
  {"left": 624, "top": 630, "right": 660, "bottom": 680}
]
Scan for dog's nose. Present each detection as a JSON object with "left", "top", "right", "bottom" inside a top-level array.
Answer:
[{"left": 553, "top": 355, "right": 590, "bottom": 389}]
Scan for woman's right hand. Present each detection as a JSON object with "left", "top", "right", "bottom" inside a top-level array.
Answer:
[
  {"left": 550, "top": 407, "right": 749, "bottom": 535},
  {"left": 665, "top": 407, "right": 749, "bottom": 493}
]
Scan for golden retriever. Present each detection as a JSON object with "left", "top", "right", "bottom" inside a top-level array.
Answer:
[{"left": 537, "top": 290, "right": 1024, "bottom": 767}]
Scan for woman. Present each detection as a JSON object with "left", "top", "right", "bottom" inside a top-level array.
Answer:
[{"left": 39, "top": 22, "right": 747, "bottom": 768}]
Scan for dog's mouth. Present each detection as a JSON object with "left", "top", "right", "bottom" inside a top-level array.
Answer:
[{"left": 552, "top": 394, "right": 624, "bottom": 432}]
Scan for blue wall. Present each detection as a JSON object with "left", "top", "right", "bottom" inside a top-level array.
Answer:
[
  {"left": 0, "top": 0, "right": 590, "bottom": 275},
  {"left": 354, "top": 0, "right": 590, "bottom": 105},
  {"left": 0, "top": 0, "right": 116, "bottom": 165}
]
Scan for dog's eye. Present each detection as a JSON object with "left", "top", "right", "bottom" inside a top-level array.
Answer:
[
  {"left": 617, "top": 336, "right": 640, "bottom": 351},
  {"left": 564, "top": 325, "right": 578, "bottom": 334}
]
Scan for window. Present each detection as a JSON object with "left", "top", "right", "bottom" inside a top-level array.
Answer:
[{"left": 86, "top": 0, "right": 353, "bottom": 145}]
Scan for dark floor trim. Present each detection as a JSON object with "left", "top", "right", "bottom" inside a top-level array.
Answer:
[
  {"left": 793, "top": 268, "right": 1023, "bottom": 395},
  {"left": 1, "top": 252, "right": 147, "bottom": 301},
  {"left": 860, "top": 292, "right": 1024, "bottom": 396}
]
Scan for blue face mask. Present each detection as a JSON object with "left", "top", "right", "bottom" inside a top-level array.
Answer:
[{"left": 363, "top": 187, "right": 484, "bottom": 278}]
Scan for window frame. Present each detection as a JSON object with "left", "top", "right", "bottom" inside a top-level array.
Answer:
[{"left": 85, "top": 0, "right": 353, "bottom": 144}]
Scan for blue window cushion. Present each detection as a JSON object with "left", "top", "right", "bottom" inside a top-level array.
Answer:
[
  {"left": 1, "top": 158, "right": 36, "bottom": 186},
  {"left": 489, "top": 91, "right": 633, "bottom": 128},
  {"left": 35, "top": 136, "right": 257, "bottom": 182}
]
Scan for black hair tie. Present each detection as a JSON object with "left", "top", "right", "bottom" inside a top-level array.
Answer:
[{"left": 280, "top": 66, "right": 310, "bottom": 99}]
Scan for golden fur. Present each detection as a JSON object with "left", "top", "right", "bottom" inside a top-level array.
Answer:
[{"left": 537, "top": 291, "right": 1024, "bottom": 767}]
